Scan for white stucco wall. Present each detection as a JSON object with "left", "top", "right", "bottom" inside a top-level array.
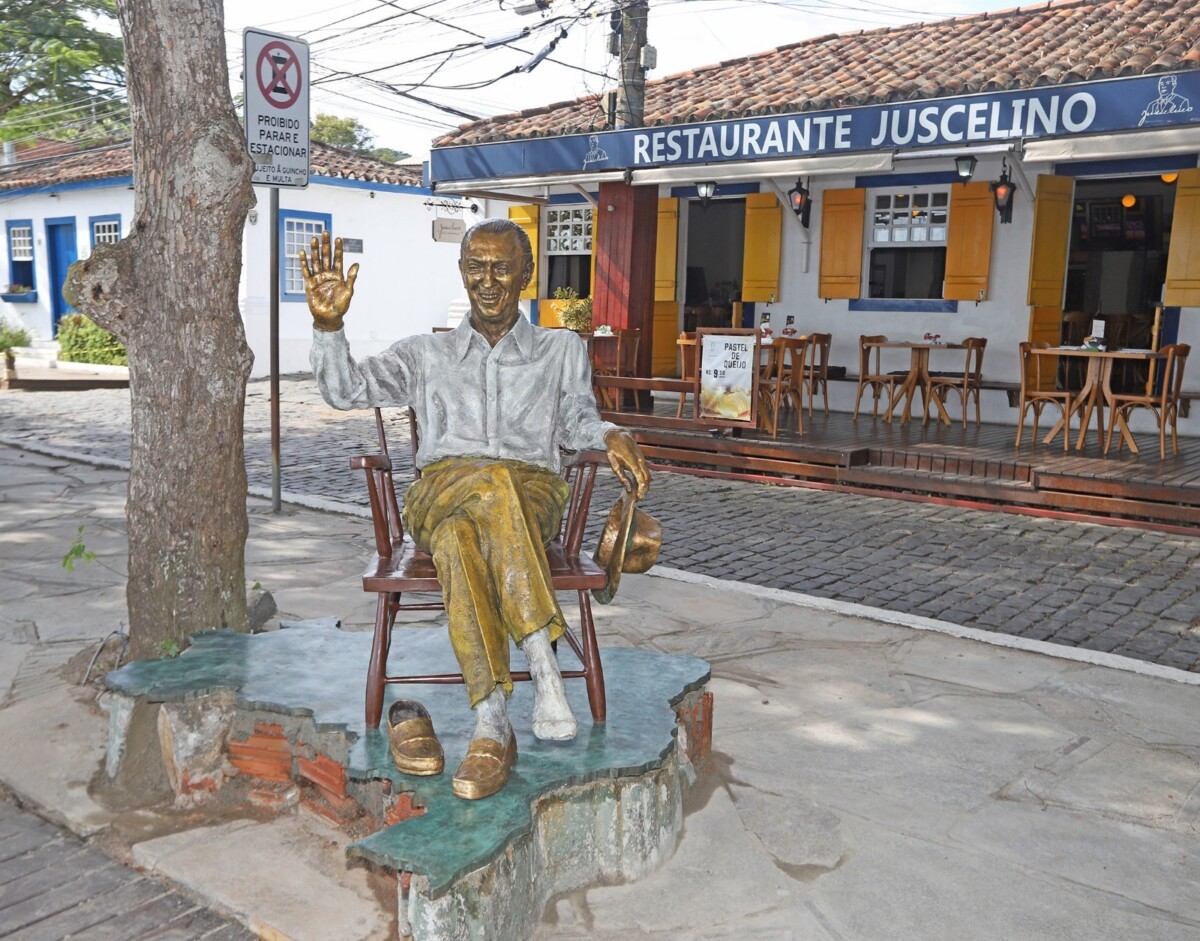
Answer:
[
  {"left": 241, "top": 181, "right": 472, "bottom": 377},
  {"left": 1, "top": 175, "right": 474, "bottom": 377}
]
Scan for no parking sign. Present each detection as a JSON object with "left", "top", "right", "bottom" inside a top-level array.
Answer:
[{"left": 244, "top": 28, "right": 310, "bottom": 188}]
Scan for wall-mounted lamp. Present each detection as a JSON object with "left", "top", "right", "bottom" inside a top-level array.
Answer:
[
  {"left": 954, "top": 154, "right": 977, "bottom": 183},
  {"left": 247, "top": 209, "right": 258, "bottom": 225},
  {"left": 787, "top": 177, "right": 813, "bottom": 228},
  {"left": 990, "top": 158, "right": 1017, "bottom": 224},
  {"left": 695, "top": 181, "right": 717, "bottom": 206},
  {"left": 1121, "top": 193, "right": 1137, "bottom": 209}
]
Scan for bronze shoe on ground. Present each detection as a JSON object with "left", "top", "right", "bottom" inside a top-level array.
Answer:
[
  {"left": 387, "top": 699, "right": 444, "bottom": 776},
  {"left": 451, "top": 734, "right": 518, "bottom": 800}
]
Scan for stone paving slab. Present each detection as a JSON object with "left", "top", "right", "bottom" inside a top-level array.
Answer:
[{"left": 3, "top": 377, "right": 1198, "bottom": 671}]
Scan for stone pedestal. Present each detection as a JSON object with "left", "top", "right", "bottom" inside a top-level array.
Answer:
[{"left": 106, "top": 620, "right": 712, "bottom": 941}]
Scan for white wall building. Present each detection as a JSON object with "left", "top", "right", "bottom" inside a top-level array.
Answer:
[{"left": 0, "top": 141, "right": 482, "bottom": 376}]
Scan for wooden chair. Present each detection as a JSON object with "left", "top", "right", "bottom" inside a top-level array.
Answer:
[
  {"left": 924, "top": 337, "right": 987, "bottom": 427},
  {"left": 594, "top": 328, "right": 640, "bottom": 410},
  {"left": 352, "top": 407, "right": 609, "bottom": 730},
  {"left": 1105, "top": 343, "right": 1191, "bottom": 458},
  {"left": 803, "top": 332, "right": 832, "bottom": 416},
  {"left": 1060, "top": 311, "right": 1092, "bottom": 390},
  {"left": 759, "top": 336, "right": 808, "bottom": 437},
  {"left": 676, "top": 332, "right": 697, "bottom": 418},
  {"left": 852, "top": 335, "right": 899, "bottom": 420},
  {"left": 1015, "top": 341, "right": 1075, "bottom": 451}
]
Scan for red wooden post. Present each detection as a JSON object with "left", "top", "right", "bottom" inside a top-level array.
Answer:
[{"left": 594, "top": 182, "right": 658, "bottom": 404}]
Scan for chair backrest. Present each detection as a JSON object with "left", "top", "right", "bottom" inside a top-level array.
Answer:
[
  {"left": 1159, "top": 343, "right": 1191, "bottom": 409},
  {"left": 615, "top": 328, "right": 640, "bottom": 375},
  {"left": 677, "top": 332, "right": 697, "bottom": 381},
  {"left": 1062, "top": 311, "right": 1092, "bottom": 346},
  {"left": 775, "top": 336, "right": 810, "bottom": 392},
  {"left": 807, "top": 333, "right": 832, "bottom": 377},
  {"left": 859, "top": 335, "right": 888, "bottom": 378},
  {"left": 964, "top": 336, "right": 987, "bottom": 383},
  {"left": 1018, "top": 341, "right": 1056, "bottom": 394}
]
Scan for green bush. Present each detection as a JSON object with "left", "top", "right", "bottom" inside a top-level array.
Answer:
[
  {"left": 57, "top": 314, "right": 127, "bottom": 366},
  {"left": 0, "top": 322, "right": 31, "bottom": 353}
]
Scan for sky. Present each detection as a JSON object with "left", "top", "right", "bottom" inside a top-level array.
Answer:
[{"left": 223, "top": 0, "right": 1008, "bottom": 161}]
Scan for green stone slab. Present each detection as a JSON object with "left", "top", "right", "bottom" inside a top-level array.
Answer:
[{"left": 106, "top": 620, "right": 710, "bottom": 897}]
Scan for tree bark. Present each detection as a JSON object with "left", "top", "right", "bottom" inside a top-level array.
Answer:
[{"left": 65, "top": 0, "right": 254, "bottom": 659}]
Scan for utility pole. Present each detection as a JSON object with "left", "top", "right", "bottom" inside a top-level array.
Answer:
[{"left": 613, "top": 0, "right": 651, "bottom": 128}]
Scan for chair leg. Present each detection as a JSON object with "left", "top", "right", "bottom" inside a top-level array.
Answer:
[
  {"left": 577, "top": 591, "right": 606, "bottom": 723},
  {"left": 1014, "top": 400, "right": 1026, "bottom": 447},
  {"left": 853, "top": 381, "right": 866, "bottom": 419},
  {"left": 365, "top": 591, "right": 394, "bottom": 729}
]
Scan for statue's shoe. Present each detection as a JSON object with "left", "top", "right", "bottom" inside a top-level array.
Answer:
[
  {"left": 387, "top": 700, "right": 444, "bottom": 776},
  {"left": 451, "top": 734, "right": 518, "bottom": 800}
]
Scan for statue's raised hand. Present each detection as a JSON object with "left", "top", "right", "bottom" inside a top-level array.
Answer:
[{"left": 300, "top": 230, "right": 359, "bottom": 333}]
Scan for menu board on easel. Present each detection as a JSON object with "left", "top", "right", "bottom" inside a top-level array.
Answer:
[{"left": 695, "top": 328, "right": 760, "bottom": 428}]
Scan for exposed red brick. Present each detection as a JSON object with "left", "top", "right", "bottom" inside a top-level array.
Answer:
[
  {"left": 298, "top": 753, "right": 348, "bottom": 801},
  {"left": 227, "top": 723, "right": 292, "bottom": 782},
  {"left": 677, "top": 691, "right": 714, "bottom": 762},
  {"left": 382, "top": 792, "right": 427, "bottom": 827}
]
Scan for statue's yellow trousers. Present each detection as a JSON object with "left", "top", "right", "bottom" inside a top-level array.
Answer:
[{"left": 404, "top": 458, "right": 570, "bottom": 706}]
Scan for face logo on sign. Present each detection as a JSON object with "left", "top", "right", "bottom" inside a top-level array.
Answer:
[{"left": 257, "top": 41, "right": 303, "bottom": 109}]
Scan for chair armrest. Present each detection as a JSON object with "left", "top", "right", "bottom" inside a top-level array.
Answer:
[
  {"left": 350, "top": 454, "right": 393, "bottom": 471},
  {"left": 566, "top": 449, "right": 609, "bottom": 467}
]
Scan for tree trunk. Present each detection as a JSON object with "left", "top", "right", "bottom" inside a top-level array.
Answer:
[{"left": 65, "top": 0, "right": 254, "bottom": 660}]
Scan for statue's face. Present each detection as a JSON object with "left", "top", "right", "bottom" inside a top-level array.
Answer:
[{"left": 460, "top": 229, "right": 531, "bottom": 333}]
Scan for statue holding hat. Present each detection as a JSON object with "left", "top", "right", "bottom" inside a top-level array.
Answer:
[{"left": 302, "top": 218, "right": 656, "bottom": 800}]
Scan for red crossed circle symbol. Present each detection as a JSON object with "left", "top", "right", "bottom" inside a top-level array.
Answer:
[{"left": 256, "top": 41, "right": 302, "bottom": 110}]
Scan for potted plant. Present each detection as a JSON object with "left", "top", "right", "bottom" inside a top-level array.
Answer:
[{"left": 552, "top": 286, "right": 593, "bottom": 332}]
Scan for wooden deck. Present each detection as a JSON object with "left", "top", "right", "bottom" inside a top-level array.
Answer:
[{"left": 602, "top": 392, "right": 1200, "bottom": 529}]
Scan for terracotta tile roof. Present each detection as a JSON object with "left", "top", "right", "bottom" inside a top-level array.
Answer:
[
  {"left": 0, "top": 140, "right": 422, "bottom": 191},
  {"left": 434, "top": 0, "right": 1200, "bottom": 147}
]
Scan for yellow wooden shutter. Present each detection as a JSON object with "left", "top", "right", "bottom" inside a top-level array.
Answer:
[
  {"left": 741, "top": 192, "right": 782, "bottom": 302},
  {"left": 1026, "top": 175, "right": 1073, "bottom": 308},
  {"left": 1164, "top": 167, "right": 1200, "bottom": 307},
  {"left": 944, "top": 181, "right": 994, "bottom": 301},
  {"left": 655, "top": 198, "right": 679, "bottom": 302},
  {"left": 508, "top": 205, "right": 539, "bottom": 300},
  {"left": 819, "top": 188, "right": 865, "bottom": 299}
]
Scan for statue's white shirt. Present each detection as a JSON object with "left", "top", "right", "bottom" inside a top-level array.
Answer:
[{"left": 310, "top": 315, "right": 615, "bottom": 473}]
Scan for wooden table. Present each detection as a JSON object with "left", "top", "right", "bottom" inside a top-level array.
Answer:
[
  {"left": 1030, "top": 346, "right": 1162, "bottom": 453},
  {"left": 865, "top": 340, "right": 967, "bottom": 425}
]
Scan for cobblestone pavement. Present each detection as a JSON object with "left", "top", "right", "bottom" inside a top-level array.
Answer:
[
  {"left": 0, "top": 797, "right": 255, "bottom": 940},
  {"left": 3, "top": 376, "right": 1199, "bottom": 671}
]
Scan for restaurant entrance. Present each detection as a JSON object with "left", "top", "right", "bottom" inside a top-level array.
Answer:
[
  {"left": 683, "top": 197, "right": 746, "bottom": 332},
  {"left": 1061, "top": 174, "right": 1177, "bottom": 391}
]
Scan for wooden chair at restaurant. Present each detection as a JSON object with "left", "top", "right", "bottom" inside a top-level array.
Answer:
[
  {"left": 594, "top": 328, "right": 640, "bottom": 411},
  {"left": 803, "top": 332, "right": 832, "bottom": 416},
  {"left": 1104, "top": 343, "right": 1191, "bottom": 458},
  {"left": 352, "top": 407, "right": 609, "bottom": 730},
  {"left": 759, "top": 336, "right": 809, "bottom": 437},
  {"left": 676, "top": 332, "right": 697, "bottom": 418},
  {"left": 852, "top": 335, "right": 900, "bottom": 420},
  {"left": 1015, "top": 341, "right": 1075, "bottom": 451},
  {"left": 924, "top": 337, "right": 987, "bottom": 427}
]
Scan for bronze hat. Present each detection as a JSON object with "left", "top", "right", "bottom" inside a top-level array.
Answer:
[{"left": 592, "top": 492, "right": 662, "bottom": 604}]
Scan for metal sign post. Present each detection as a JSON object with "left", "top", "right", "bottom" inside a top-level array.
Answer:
[{"left": 244, "top": 28, "right": 310, "bottom": 512}]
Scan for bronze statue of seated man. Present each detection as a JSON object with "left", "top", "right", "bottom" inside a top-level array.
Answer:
[{"left": 302, "top": 218, "right": 649, "bottom": 799}]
